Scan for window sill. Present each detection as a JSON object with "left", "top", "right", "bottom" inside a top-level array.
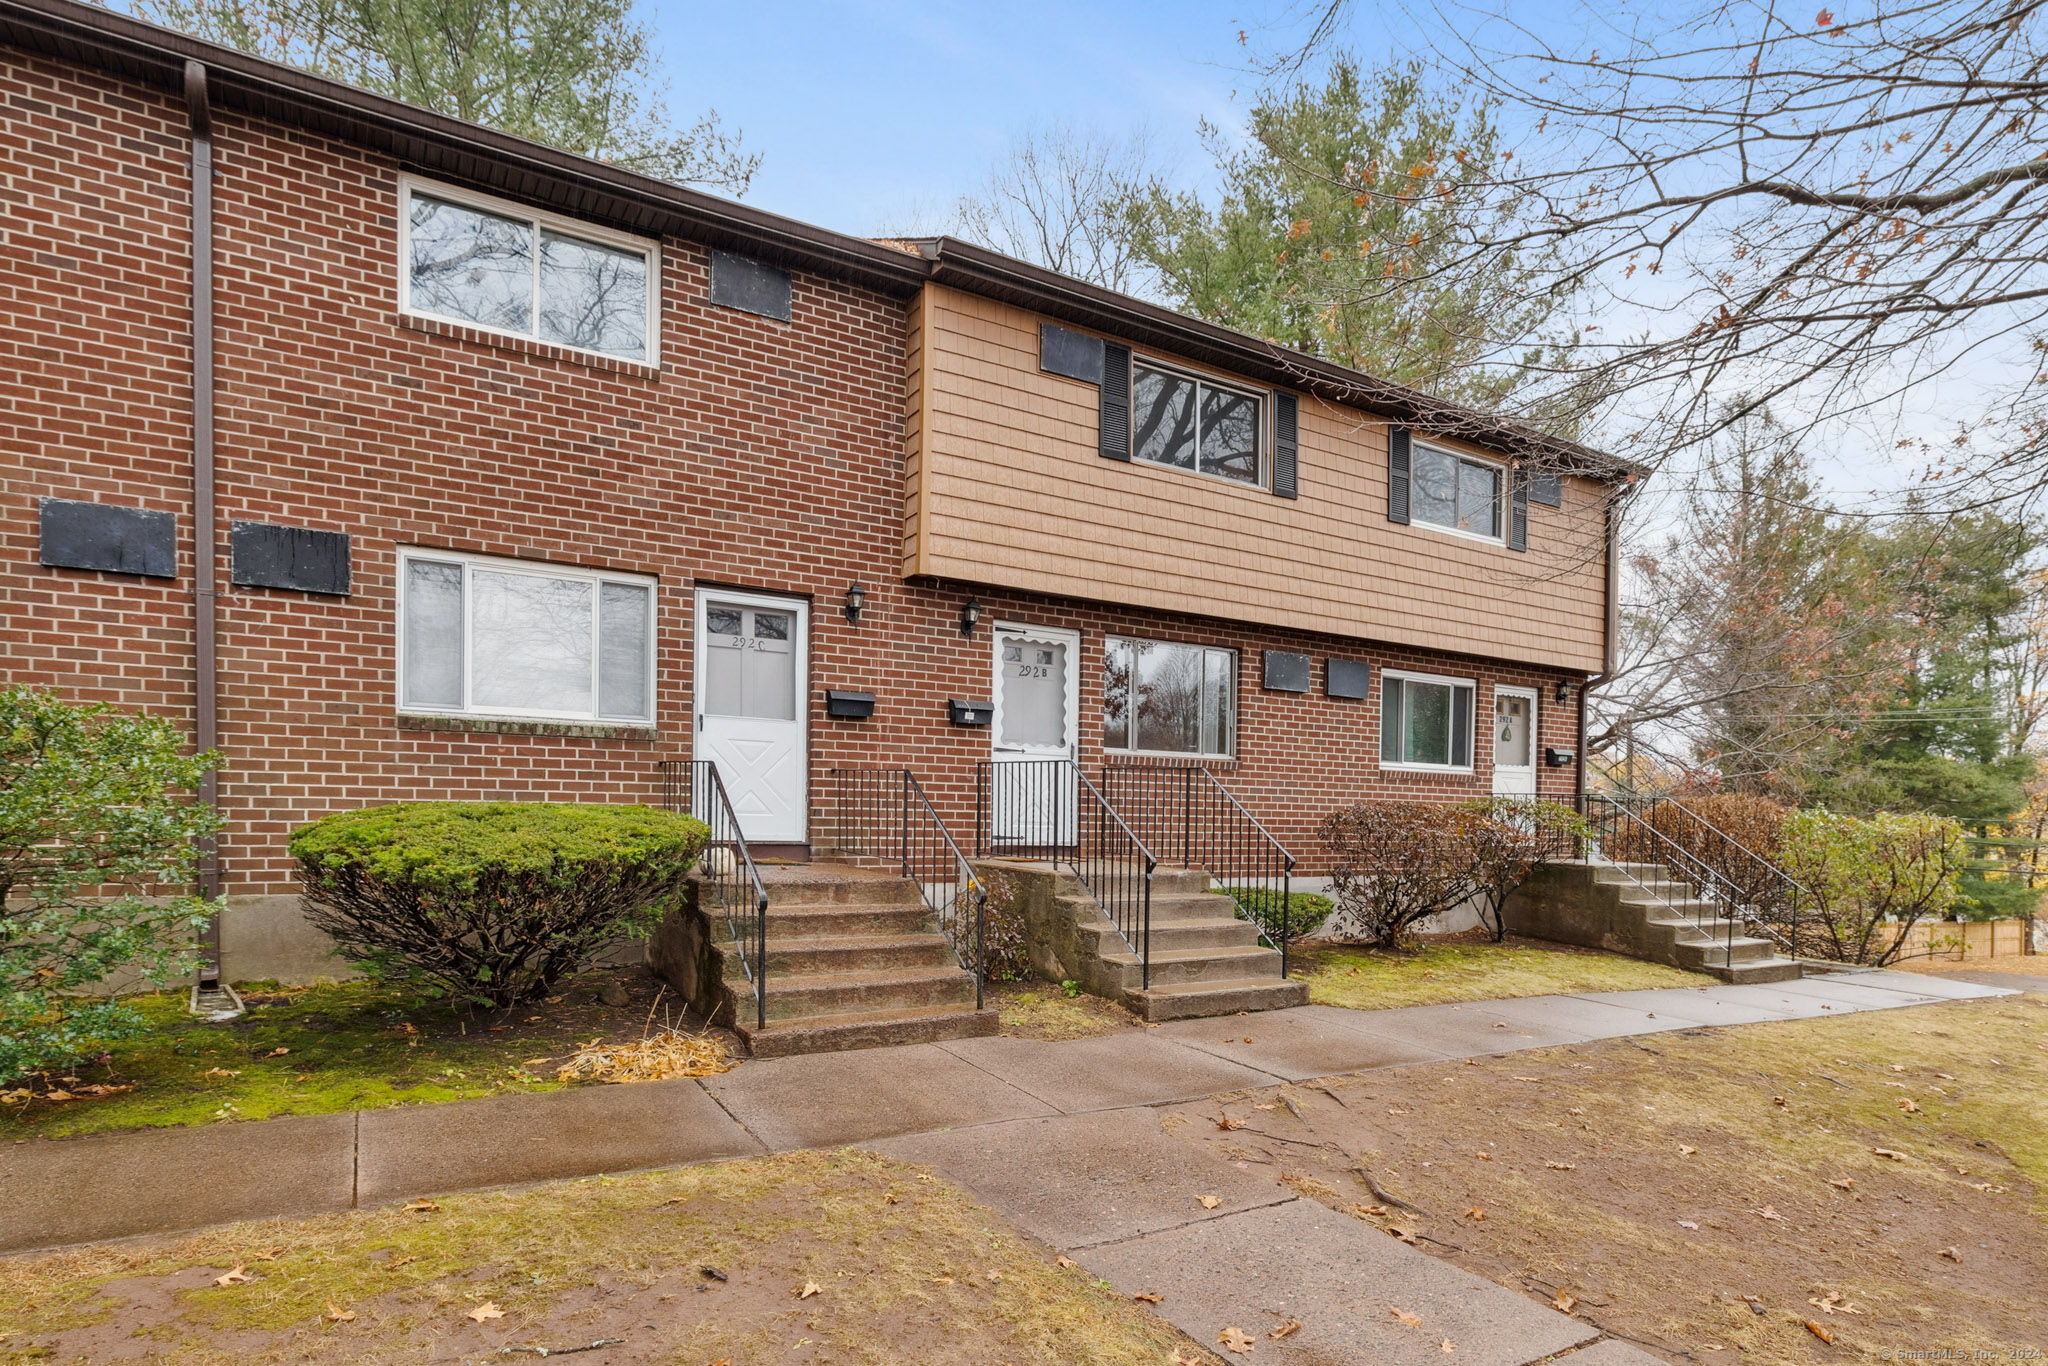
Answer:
[
  {"left": 1379, "top": 762, "right": 1478, "bottom": 776},
  {"left": 396, "top": 313, "right": 661, "bottom": 378},
  {"left": 1408, "top": 517, "right": 1506, "bottom": 548},
  {"left": 1105, "top": 751, "right": 1239, "bottom": 769},
  {"left": 397, "top": 713, "right": 661, "bottom": 741}
]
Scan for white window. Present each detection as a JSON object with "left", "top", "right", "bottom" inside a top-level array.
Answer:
[
  {"left": 1410, "top": 443, "right": 1503, "bottom": 540},
  {"left": 1381, "top": 669, "right": 1476, "bottom": 770},
  {"left": 400, "top": 179, "right": 657, "bottom": 363},
  {"left": 1104, "top": 636, "right": 1236, "bottom": 758},
  {"left": 1131, "top": 360, "right": 1265, "bottom": 487},
  {"left": 398, "top": 550, "right": 655, "bottom": 725}
]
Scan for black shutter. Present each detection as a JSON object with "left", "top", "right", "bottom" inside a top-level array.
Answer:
[
  {"left": 1508, "top": 468, "right": 1530, "bottom": 552},
  {"left": 1099, "top": 341, "right": 1132, "bottom": 461},
  {"left": 1272, "top": 392, "right": 1299, "bottom": 498},
  {"left": 1387, "top": 426, "right": 1412, "bottom": 524}
]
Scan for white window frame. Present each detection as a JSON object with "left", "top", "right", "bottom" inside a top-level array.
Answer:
[
  {"left": 1102, "top": 635, "right": 1239, "bottom": 761},
  {"left": 1379, "top": 667, "right": 1478, "bottom": 773},
  {"left": 1130, "top": 357, "right": 1270, "bottom": 491},
  {"left": 397, "top": 175, "right": 662, "bottom": 366},
  {"left": 1408, "top": 441, "right": 1507, "bottom": 545},
  {"left": 395, "top": 547, "right": 658, "bottom": 726}
]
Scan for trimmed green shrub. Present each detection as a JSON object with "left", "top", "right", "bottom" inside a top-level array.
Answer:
[
  {"left": 1776, "top": 808, "right": 1966, "bottom": 966},
  {"left": 291, "top": 802, "right": 709, "bottom": 1008},
  {"left": 1, "top": 686, "right": 219, "bottom": 1084},
  {"left": 1221, "top": 886, "right": 1334, "bottom": 942}
]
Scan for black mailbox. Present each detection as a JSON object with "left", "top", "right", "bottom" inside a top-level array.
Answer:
[
  {"left": 948, "top": 699, "right": 994, "bottom": 727},
  {"left": 1544, "top": 747, "right": 1576, "bottom": 768},
  {"left": 824, "top": 689, "right": 875, "bottom": 720}
]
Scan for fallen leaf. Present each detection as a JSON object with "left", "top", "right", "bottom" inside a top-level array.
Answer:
[
  {"left": 1938, "top": 1246, "right": 1962, "bottom": 1262},
  {"left": 1828, "top": 1177, "right": 1856, "bottom": 1190},
  {"left": 1055, "top": 1256, "right": 1077, "bottom": 1269},
  {"left": 1463, "top": 1207, "right": 1487, "bottom": 1221},
  {"left": 1752, "top": 1205, "right": 1785, "bottom": 1221},
  {"left": 796, "top": 1282, "right": 822, "bottom": 1299},
  {"left": 1390, "top": 1308, "right": 1423, "bottom": 1328},
  {"left": 202, "top": 1068, "right": 241, "bottom": 1079},
  {"left": 1553, "top": 1291, "right": 1578, "bottom": 1314},
  {"left": 699, "top": 1265, "right": 727, "bottom": 1282},
  {"left": 1678, "top": 1220, "right": 1700, "bottom": 1230},
  {"left": 1440, "top": 1338, "right": 1458, "bottom": 1354},
  {"left": 323, "top": 1302, "right": 355, "bottom": 1323},
  {"left": 1545, "top": 1161, "right": 1577, "bottom": 1171},
  {"left": 250, "top": 1247, "right": 285, "bottom": 1262},
  {"left": 466, "top": 1302, "right": 504, "bottom": 1323},
  {"left": 1134, "top": 1291, "right": 1165, "bottom": 1304},
  {"left": 1804, "top": 1319, "right": 1835, "bottom": 1344},
  {"left": 266, "top": 1047, "right": 291, "bottom": 1057},
  {"left": 384, "top": 1255, "right": 418, "bottom": 1271},
  {"left": 1215, "top": 1116, "right": 1246, "bottom": 1131},
  {"left": 1679, "top": 1144, "right": 1698, "bottom": 1155},
  {"left": 1513, "top": 1075, "right": 1542, "bottom": 1082},
  {"left": 1218, "top": 1325, "right": 1257, "bottom": 1354},
  {"left": 1475, "top": 1151, "right": 1494, "bottom": 1161},
  {"left": 213, "top": 1266, "right": 253, "bottom": 1287},
  {"left": 1387, "top": 1225, "right": 1419, "bottom": 1244},
  {"left": 1198, "top": 1195, "right": 1222, "bottom": 1209},
  {"left": 1808, "top": 1292, "right": 1861, "bottom": 1315},
  {"left": 1270, "top": 1320, "right": 1302, "bottom": 1339},
  {"left": 1898, "top": 1098, "right": 1920, "bottom": 1113},
  {"left": 401, "top": 1200, "right": 440, "bottom": 1214},
  {"left": 1874, "top": 1147, "right": 1909, "bottom": 1161},
  {"left": 983, "top": 1270, "right": 1003, "bottom": 1283}
]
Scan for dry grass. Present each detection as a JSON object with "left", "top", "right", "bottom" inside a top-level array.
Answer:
[
  {"left": 990, "top": 981, "right": 1142, "bottom": 1040},
  {"left": 1169, "top": 995, "right": 2048, "bottom": 1363},
  {"left": 550, "top": 1029, "right": 734, "bottom": 1083},
  {"left": 0, "top": 1149, "right": 1200, "bottom": 1365}
]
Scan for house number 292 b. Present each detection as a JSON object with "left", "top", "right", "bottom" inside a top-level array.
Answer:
[{"left": 1013, "top": 665, "right": 1050, "bottom": 679}]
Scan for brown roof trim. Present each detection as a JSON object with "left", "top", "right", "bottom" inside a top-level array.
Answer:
[
  {"left": 4, "top": 0, "right": 1635, "bottom": 478},
  {"left": 909, "top": 237, "right": 1639, "bottom": 481},
  {"left": 0, "top": 0, "right": 930, "bottom": 294}
]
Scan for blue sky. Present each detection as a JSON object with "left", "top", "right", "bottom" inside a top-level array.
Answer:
[{"left": 649, "top": 0, "right": 1295, "bottom": 234}]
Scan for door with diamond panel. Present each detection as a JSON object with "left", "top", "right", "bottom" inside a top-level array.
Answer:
[{"left": 694, "top": 590, "right": 808, "bottom": 842}]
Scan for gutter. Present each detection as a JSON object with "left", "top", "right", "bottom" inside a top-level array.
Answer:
[{"left": 186, "top": 58, "right": 223, "bottom": 990}]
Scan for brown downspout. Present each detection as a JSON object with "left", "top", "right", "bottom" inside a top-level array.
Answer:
[
  {"left": 1576, "top": 483, "right": 1630, "bottom": 798},
  {"left": 186, "top": 59, "right": 223, "bottom": 989}
]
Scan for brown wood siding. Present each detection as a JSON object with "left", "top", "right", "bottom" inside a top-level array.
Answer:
[{"left": 903, "top": 285, "right": 1612, "bottom": 673}]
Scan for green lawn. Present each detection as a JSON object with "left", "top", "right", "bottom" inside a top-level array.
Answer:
[
  {"left": 1295, "top": 934, "right": 1713, "bottom": 1009},
  {"left": 1, "top": 972, "right": 695, "bottom": 1140}
]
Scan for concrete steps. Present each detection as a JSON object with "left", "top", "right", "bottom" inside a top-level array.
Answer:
[
  {"left": 974, "top": 860, "right": 1307, "bottom": 1022},
  {"left": 1508, "top": 859, "right": 1805, "bottom": 984},
  {"left": 705, "top": 864, "right": 996, "bottom": 1057}
]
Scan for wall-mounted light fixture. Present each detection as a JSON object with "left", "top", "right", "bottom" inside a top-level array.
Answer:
[
  {"left": 959, "top": 596, "right": 982, "bottom": 638},
  {"left": 843, "top": 582, "right": 867, "bottom": 626},
  {"left": 1555, "top": 678, "right": 1573, "bottom": 704}
]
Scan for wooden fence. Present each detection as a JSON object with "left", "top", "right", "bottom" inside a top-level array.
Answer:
[{"left": 1890, "top": 918, "right": 2037, "bottom": 961}]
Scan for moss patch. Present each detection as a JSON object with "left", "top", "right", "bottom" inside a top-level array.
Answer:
[
  {"left": 2, "top": 968, "right": 715, "bottom": 1140},
  {"left": 1169, "top": 995, "right": 2048, "bottom": 1363},
  {"left": 1296, "top": 933, "right": 1711, "bottom": 1009},
  {"left": 0, "top": 1150, "right": 1197, "bottom": 1365}
]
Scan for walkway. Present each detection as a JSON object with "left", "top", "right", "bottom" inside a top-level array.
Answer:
[{"left": 1, "top": 969, "right": 2018, "bottom": 1363}]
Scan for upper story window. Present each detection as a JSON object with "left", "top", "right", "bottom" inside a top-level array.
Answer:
[
  {"left": 401, "top": 180, "right": 657, "bottom": 363},
  {"left": 1104, "top": 636, "right": 1237, "bottom": 758},
  {"left": 1380, "top": 669, "right": 1476, "bottom": 771},
  {"left": 1132, "top": 360, "right": 1264, "bottom": 488},
  {"left": 1410, "top": 443, "right": 1503, "bottom": 541},
  {"left": 399, "top": 549, "right": 655, "bottom": 725}
]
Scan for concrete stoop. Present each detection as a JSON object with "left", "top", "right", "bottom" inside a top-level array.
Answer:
[
  {"left": 973, "top": 860, "right": 1308, "bottom": 1022},
  {"left": 1505, "top": 860, "right": 1804, "bottom": 984},
  {"left": 651, "top": 864, "right": 997, "bottom": 1058}
]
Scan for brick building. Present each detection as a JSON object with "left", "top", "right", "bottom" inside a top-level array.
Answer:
[{"left": 2, "top": 0, "right": 1631, "bottom": 1005}]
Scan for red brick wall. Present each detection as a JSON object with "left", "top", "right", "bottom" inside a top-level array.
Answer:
[{"left": 3, "top": 50, "right": 1586, "bottom": 903}]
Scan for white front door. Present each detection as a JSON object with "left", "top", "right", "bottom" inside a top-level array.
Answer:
[
  {"left": 695, "top": 590, "right": 808, "bottom": 842},
  {"left": 989, "top": 623, "right": 1080, "bottom": 846},
  {"left": 1492, "top": 686, "right": 1539, "bottom": 798}
]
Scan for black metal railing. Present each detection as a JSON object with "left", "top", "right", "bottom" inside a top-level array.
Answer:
[
  {"left": 657, "top": 759, "right": 770, "bottom": 1029},
  {"left": 1577, "top": 792, "right": 1772, "bottom": 963},
  {"left": 976, "top": 759, "right": 1158, "bottom": 988},
  {"left": 820, "top": 768, "right": 987, "bottom": 1008},
  {"left": 1101, "top": 762, "right": 1300, "bottom": 975},
  {"left": 1598, "top": 793, "right": 1816, "bottom": 957}
]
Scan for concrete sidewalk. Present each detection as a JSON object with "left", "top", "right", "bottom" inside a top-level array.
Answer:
[{"left": 0, "top": 970, "right": 2015, "bottom": 1335}]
